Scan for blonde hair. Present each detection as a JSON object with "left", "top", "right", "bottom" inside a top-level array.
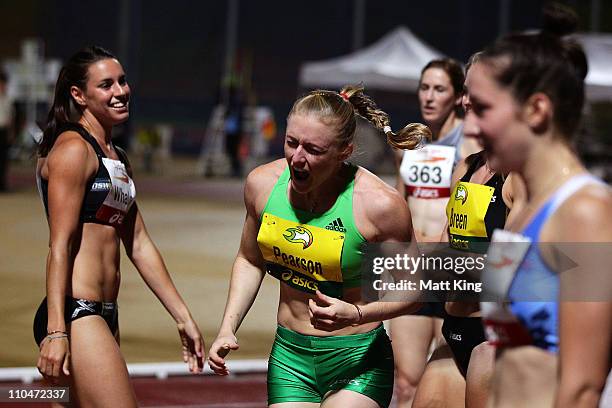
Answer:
[{"left": 289, "top": 85, "right": 430, "bottom": 150}]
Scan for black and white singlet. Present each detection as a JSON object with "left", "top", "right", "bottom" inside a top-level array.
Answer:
[{"left": 37, "top": 124, "right": 136, "bottom": 226}]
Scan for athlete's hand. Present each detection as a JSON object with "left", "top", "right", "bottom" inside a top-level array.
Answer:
[
  {"left": 37, "top": 335, "right": 70, "bottom": 383},
  {"left": 208, "top": 334, "right": 239, "bottom": 375},
  {"left": 308, "top": 290, "right": 361, "bottom": 331},
  {"left": 177, "top": 318, "right": 205, "bottom": 374}
]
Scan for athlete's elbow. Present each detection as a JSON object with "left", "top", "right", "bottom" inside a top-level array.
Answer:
[
  {"left": 48, "top": 240, "right": 74, "bottom": 263},
  {"left": 126, "top": 239, "right": 151, "bottom": 266},
  {"left": 556, "top": 379, "right": 606, "bottom": 408}
]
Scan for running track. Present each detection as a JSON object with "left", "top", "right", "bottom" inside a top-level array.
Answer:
[
  {"left": 1, "top": 374, "right": 268, "bottom": 407},
  {"left": 4, "top": 167, "right": 265, "bottom": 407}
]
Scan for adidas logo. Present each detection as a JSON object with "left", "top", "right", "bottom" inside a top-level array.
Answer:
[{"left": 325, "top": 218, "right": 347, "bottom": 233}]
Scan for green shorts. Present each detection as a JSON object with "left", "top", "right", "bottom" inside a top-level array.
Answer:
[{"left": 267, "top": 324, "right": 394, "bottom": 407}]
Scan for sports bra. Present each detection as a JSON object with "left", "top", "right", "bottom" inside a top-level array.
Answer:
[
  {"left": 37, "top": 123, "right": 136, "bottom": 226},
  {"left": 482, "top": 174, "right": 604, "bottom": 352},
  {"left": 256, "top": 165, "right": 366, "bottom": 298}
]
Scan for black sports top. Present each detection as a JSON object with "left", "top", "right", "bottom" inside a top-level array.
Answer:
[
  {"left": 37, "top": 124, "right": 136, "bottom": 226},
  {"left": 459, "top": 151, "right": 507, "bottom": 240}
]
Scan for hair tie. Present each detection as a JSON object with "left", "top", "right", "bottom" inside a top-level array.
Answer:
[
  {"left": 339, "top": 92, "right": 350, "bottom": 102},
  {"left": 383, "top": 126, "right": 392, "bottom": 133}
]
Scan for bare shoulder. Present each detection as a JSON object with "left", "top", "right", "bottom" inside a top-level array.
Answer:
[
  {"left": 353, "top": 167, "right": 412, "bottom": 242},
  {"left": 354, "top": 167, "right": 406, "bottom": 216},
  {"left": 552, "top": 182, "right": 612, "bottom": 241},
  {"left": 503, "top": 172, "right": 526, "bottom": 205},
  {"left": 46, "top": 131, "right": 96, "bottom": 176},
  {"left": 244, "top": 159, "right": 286, "bottom": 214},
  {"left": 508, "top": 172, "right": 526, "bottom": 194},
  {"left": 453, "top": 158, "right": 469, "bottom": 180}
]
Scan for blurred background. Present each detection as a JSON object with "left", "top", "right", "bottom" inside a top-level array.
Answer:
[
  {"left": 2, "top": 0, "right": 611, "bottom": 178},
  {"left": 1, "top": 0, "right": 611, "bottom": 372}
]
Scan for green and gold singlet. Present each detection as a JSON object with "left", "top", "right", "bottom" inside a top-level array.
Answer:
[{"left": 257, "top": 165, "right": 366, "bottom": 298}]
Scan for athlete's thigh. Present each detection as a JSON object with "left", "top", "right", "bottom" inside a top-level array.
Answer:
[
  {"left": 69, "top": 315, "right": 137, "bottom": 408},
  {"left": 489, "top": 346, "right": 557, "bottom": 408},
  {"left": 432, "top": 316, "right": 444, "bottom": 346},
  {"left": 321, "top": 389, "right": 381, "bottom": 408},
  {"left": 412, "top": 345, "right": 465, "bottom": 408},
  {"left": 465, "top": 342, "right": 494, "bottom": 408},
  {"left": 269, "top": 403, "right": 319, "bottom": 408},
  {"left": 42, "top": 377, "right": 79, "bottom": 408},
  {"left": 390, "top": 315, "right": 435, "bottom": 377}
]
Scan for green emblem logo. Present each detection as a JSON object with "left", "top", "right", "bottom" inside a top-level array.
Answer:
[
  {"left": 283, "top": 226, "right": 313, "bottom": 249},
  {"left": 455, "top": 184, "right": 468, "bottom": 205}
]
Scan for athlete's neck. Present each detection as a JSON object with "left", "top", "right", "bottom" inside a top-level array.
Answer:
[
  {"left": 430, "top": 112, "right": 461, "bottom": 142},
  {"left": 79, "top": 112, "right": 113, "bottom": 149},
  {"left": 289, "top": 163, "right": 349, "bottom": 214},
  {"left": 521, "top": 139, "right": 584, "bottom": 203},
  {"left": 470, "top": 157, "right": 496, "bottom": 185}
]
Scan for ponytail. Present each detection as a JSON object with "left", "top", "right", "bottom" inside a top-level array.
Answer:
[
  {"left": 340, "top": 85, "right": 430, "bottom": 150},
  {"left": 38, "top": 45, "right": 115, "bottom": 156}
]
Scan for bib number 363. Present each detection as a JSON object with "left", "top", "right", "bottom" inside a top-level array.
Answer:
[{"left": 400, "top": 145, "right": 455, "bottom": 199}]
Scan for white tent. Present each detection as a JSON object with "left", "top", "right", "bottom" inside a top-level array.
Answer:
[
  {"left": 299, "top": 26, "right": 444, "bottom": 92},
  {"left": 575, "top": 33, "right": 612, "bottom": 102}
]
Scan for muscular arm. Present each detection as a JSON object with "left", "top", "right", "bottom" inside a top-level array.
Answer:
[
  {"left": 45, "top": 136, "right": 94, "bottom": 332},
  {"left": 38, "top": 133, "right": 95, "bottom": 379},
  {"left": 356, "top": 176, "right": 422, "bottom": 320},
  {"left": 502, "top": 172, "right": 527, "bottom": 229},
  {"left": 216, "top": 181, "right": 267, "bottom": 337},
  {"left": 209, "top": 165, "right": 276, "bottom": 374},
  {"left": 119, "top": 159, "right": 203, "bottom": 372},
  {"left": 309, "top": 181, "right": 422, "bottom": 330}
]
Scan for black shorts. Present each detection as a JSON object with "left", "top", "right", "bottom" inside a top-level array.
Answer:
[
  {"left": 441, "top": 315, "right": 486, "bottom": 377},
  {"left": 33, "top": 296, "right": 118, "bottom": 346}
]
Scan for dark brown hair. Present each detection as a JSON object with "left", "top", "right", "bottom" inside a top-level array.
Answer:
[
  {"left": 480, "top": 3, "right": 587, "bottom": 138},
  {"left": 38, "top": 46, "right": 116, "bottom": 156},
  {"left": 420, "top": 58, "right": 465, "bottom": 117}
]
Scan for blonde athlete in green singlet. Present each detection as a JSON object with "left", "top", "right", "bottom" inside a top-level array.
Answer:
[{"left": 209, "top": 86, "right": 428, "bottom": 408}]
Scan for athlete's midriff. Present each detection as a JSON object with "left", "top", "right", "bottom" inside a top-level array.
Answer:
[
  {"left": 277, "top": 284, "right": 380, "bottom": 336},
  {"left": 408, "top": 197, "right": 448, "bottom": 241},
  {"left": 69, "top": 223, "right": 121, "bottom": 302}
]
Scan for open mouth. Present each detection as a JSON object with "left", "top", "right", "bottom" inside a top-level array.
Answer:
[
  {"left": 109, "top": 101, "right": 129, "bottom": 111},
  {"left": 292, "top": 168, "right": 310, "bottom": 182}
]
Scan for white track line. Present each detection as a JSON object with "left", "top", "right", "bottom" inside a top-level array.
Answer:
[
  {"left": 0, "top": 360, "right": 268, "bottom": 383},
  {"left": 147, "top": 404, "right": 264, "bottom": 408}
]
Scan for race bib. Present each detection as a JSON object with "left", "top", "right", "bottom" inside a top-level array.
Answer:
[
  {"left": 400, "top": 145, "right": 455, "bottom": 199},
  {"left": 446, "top": 181, "right": 495, "bottom": 251},
  {"left": 95, "top": 158, "right": 136, "bottom": 225},
  {"left": 481, "top": 229, "right": 533, "bottom": 347},
  {"left": 257, "top": 213, "right": 346, "bottom": 297}
]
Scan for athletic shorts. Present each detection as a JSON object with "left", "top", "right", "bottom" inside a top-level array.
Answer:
[
  {"left": 267, "top": 324, "right": 394, "bottom": 407},
  {"left": 33, "top": 296, "right": 118, "bottom": 346},
  {"left": 441, "top": 314, "right": 486, "bottom": 376}
]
